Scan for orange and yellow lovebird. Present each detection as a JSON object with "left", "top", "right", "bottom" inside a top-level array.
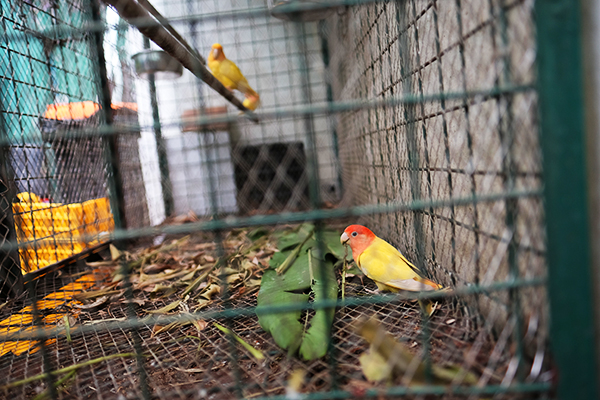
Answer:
[
  {"left": 207, "top": 43, "right": 261, "bottom": 110},
  {"left": 340, "top": 225, "right": 442, "bottom": 293}
]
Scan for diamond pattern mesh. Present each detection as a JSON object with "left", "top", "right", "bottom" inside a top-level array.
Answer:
[
  {"left": 326, "top": 0, "right": 545, "bottom": 349},
  {"left": 0, "top": 0, "right": 556, "bottom": 398},
  {"left": 0, "top": 234, "right": 548, "bottom": 399},
  {"left": 0, "top": 0, "right": 149, "bottom": 281}
]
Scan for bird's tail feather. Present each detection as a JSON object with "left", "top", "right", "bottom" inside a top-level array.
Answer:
[
  {"left": 414, "top": 276, "right": 443, "bottom": 290},
  {"left": 237, "top": 80, "right": 259, "bottom": 98}
]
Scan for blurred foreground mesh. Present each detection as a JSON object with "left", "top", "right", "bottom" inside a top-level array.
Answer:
[{"left": 0, "top": 0, "right": 576, "bottom": 398}]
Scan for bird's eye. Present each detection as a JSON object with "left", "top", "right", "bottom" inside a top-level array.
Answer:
[{"left": 351, "top": 231, "right": 358, "bottom": 237}]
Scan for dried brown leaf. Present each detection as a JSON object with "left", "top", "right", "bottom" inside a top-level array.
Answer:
[
  {"left": 151, "top": 284, "right": 177, "bottom": 297},
  {"left": 190, "top": 243, "right": 215, "bottom": 251},
  {"left": 359, "top": 348, "right": 393, "bottom": 382},
  {"left": 195, "top": 299, "right": 210, "bottom": 310},
  {"left": 71, "top": 296, "right": 109, "bottom": 310},
  {"left": 170, "top": 210, "right": 199, "bottom": 224},
  {"left": 180, "top": 269, "right": 197, "bottom": 282},
  {"left": 246, "top": 278, "right": 262, "bottom": 288},
  {"left": 72, "top": 289, "right": 121, "bottom": 302},
  {"left": 192, "top": 319, "right": 208, "bottom": 333},
  {"left": 122, "top": 298, "right": 146, "bottom": 306},
  {"left": 241, "top": 260, "right": 257, "bottom": 272},
  {"left": 200, "top": 284, "right": 221, "bottom": 300},
  {"left": 142, "top": 284, "right": 156, "bottom": 292},
  {"left": 147, "top": 300, "right": 181, "bottom": 314},
  {"left": 343, "top": 379, "right": 376, "bottom": 397},
  {"left": 226, "top": 273, "right": 242, "bottom": 284},
  {"left": 152, "top": 313, "right": 204, "bottom": 337},
  {"left": 136, "top": 269, "right": 196, "bottom": 290},
  {"left": 173, "top": 367, "right": 204, "bottom": 373},
  {"left": 143, "top": 264, "right": 170, "bottom": 274},
  {"left": 86, "top": 260, "right": 116, "bottom": 268},
  {"left": 110, "top": 244, "right": 122, "bottom": 261},
  {"left": 152, "top": 322, "right": 179, "bottom": 336}
]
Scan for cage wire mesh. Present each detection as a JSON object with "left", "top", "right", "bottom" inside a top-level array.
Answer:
[
  {"left": 0, "top": 0, "right": 562, "bottom": 398},
  {"left": 131, "top": 0, "right": 339, "bottom": 219}
]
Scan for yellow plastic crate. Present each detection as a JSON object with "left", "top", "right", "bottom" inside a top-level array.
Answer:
[
  {"left": 82, "top": 197, "right": 114, "bottom": 236},
  {"left": 12, "top": 194, "right": 114, "bottom": 274}
]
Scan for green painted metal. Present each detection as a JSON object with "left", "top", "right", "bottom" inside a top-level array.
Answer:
[
  {"left": 1, "top": 276, "right": 547, "bottom": 342},
  {"left": 91, "top": 3, "right": 150, "bottom": 399},
  {"left": 495, "top": 0, "right": 525, "bottom": 382},
  {"left": 106, "top": 189, "right": 542, "bottom": 243},
  {"left": 536, "top": 0, "right": 599, "bottom": 398},
  {"left": 295, "top": 21, "right": 340, "bottom": 387},
  {"left": 246, "top": 382, "right": 552, "bottom": 400},
  {"left": 0, "top": 30, "right": 23, "bottom": 297},
  {"left": 90, "top": 0, "right": 126, "bottom": 231},
  {"left": 0, "top": 0, "right": 586, "bottom": 396},
  {"left": 142, "top": 36, "right": 175, "bottom": 218},
  {"left": 0, "top": 84, "right": 536, "bottom": 147},
  {"left": 24, "top": 278, "right": 58, "bottom": 398},
  {"left": 0, "top": 189, "right": 540, "bottom": 251},
  {"left": 317, "top": 21, "right": 344, "bottom": 199}
]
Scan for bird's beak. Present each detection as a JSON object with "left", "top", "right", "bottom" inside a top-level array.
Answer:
[
  {"left": 212, "top": 48, "right": 220, "bottom": 58},
  {"left": 340, "top": 232, "right": 349, "bottom": 245}
]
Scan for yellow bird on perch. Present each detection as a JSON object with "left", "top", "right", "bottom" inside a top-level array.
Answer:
[{"left": 207, "top": 43, "right": 261, "bottom": 110}]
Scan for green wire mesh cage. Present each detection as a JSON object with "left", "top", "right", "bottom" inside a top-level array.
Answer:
[{"left": 0, "top": 0, "right": 595, "bottom": 399}]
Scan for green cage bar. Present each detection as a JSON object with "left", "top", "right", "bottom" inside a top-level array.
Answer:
[
  {"left": 0, "top": 0, "right": 594, "bottom": 398},
  {"left": 536, "top": 0, "right": 599, "bottom": 398}
]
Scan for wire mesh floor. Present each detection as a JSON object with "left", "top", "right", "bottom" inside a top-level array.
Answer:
[{"left": 0, "top": 232, "right": 547, "bottom": 399}]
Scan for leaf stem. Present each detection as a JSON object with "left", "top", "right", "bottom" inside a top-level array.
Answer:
[
  {"left": 275, "top": 226, "right": 315, "bottom": 275},
  {"left": 214, "top": 322, "right": 265, "bottom": 360},
  {"left": 342, "top": 245, "right": 348, "bottom": 300},
  {"left": 2, "top": 353, "right": 137, "bottom": 390},
  {"left": 31, "top": 370, "right": 76, "bottom": 400}
]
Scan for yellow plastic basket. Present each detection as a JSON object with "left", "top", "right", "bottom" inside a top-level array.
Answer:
[{"left": 12, "top": 194, "right": 114, "bottom": 274}]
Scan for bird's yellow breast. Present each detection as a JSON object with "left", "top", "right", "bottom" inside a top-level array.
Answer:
[
  {"left": 357, "top": 237, "right": 420, "bottom": 284},
  {"left": 209, "top": 59, "right": 247, "bottom": 91}
]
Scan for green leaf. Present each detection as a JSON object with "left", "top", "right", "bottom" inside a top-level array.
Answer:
[
  {"left": 247, "top": 227, "right": 270, "bottom": 241},
  {"left": 277, "top": 224, "right": 315, "bottom": 251},
  {"left": 257, "top": 224, "right": 340, "bottom": 360},
  {"left": 319, "top": 230, "right": 347, "bottom": 260},
  {"left": 298, "top": 250, "right": 338, "bottom": 360},
  {"left": 257, "top": 269, "right": 308, "bottom": 354},
  {"left": 275, "top": 226, "right": 315, "bottom": 275}
]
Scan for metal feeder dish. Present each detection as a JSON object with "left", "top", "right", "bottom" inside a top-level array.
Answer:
[
  {"left": 132, "top": 50, "right": 183, "bottom": 80},
  {"left": 268, "top": 0, "right": 335, "bottom": 21}
]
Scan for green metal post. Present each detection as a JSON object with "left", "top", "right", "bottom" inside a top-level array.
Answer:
[
  {"left": 318, "top": 20, "right": 343, "bottom": 201},
  {"left": 536, "top": 0, "right": 599, "bottom": 399},
  {"left": 0, "top": 16, "right": 23, "bottom": 297},
  {"left": 90, "top": 0, "right": 126, "bottom": 231},
  {"left": 295, "top": 21, "right": 338, "bottom": 388},
  {"left": 90, "top": 2, "right": 150, "bottom": 399},
  {"left": 143, "top": 36, "right": 174, "bottom": 218},
  {"left": 0, "top": 110, "right": 23, "bottom": 298}
]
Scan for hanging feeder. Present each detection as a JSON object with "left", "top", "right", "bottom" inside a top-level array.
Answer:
[
  {"left": 131, "top": 50, "right": 183, "bottom": 79},
  {"left": 268, "top": 0, "right": 336, "bottom": 21}
]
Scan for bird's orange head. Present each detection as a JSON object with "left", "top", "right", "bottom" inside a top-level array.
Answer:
[
  {"left": 209, "top": 43, "right": 225, "bottom": 61},
  {"left": 340, "top": 225, "right": 376, "bottom": 257}
]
